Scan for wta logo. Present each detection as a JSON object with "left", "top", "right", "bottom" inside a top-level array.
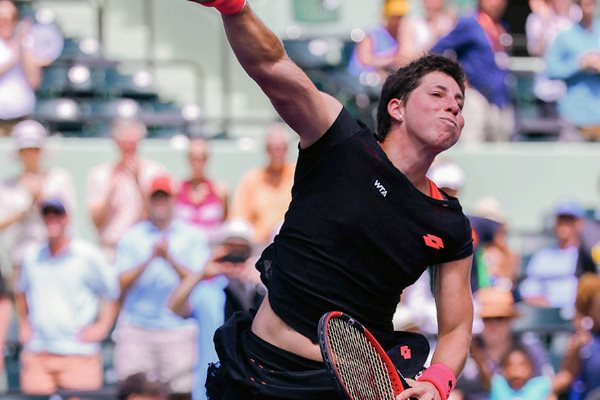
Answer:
[{"left": 423, "top": 234, "right": 444, "bottom": 250}]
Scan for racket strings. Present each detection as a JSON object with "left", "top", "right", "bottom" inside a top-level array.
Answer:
[{"left": 328, "top": 318, "right": 396, "bottom": 400}]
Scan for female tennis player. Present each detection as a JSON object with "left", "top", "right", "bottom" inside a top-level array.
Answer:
[{"left": 189, "top": 1, "right": 474, "bottom": 399}]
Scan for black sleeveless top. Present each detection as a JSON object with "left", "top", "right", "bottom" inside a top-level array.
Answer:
[{"left": 256, "top": 108, "right": 473, "bottom": 348}]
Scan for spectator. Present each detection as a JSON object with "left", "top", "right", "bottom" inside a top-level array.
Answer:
[
  {"left": 456, "top": 287, "right": 553, "bottom": 400},
  {"left": 490, "top": 346, "right": 554, "bottom": 400},
  {"left": 87, "top": 118, "right": 166, "bottom": 260},
  {"left": 553, "top": 273, "right": 600, "bottom": 399},
  {"left": 113, "top": 173, "right": 209, "bottom": 399},
  {"left": 13, "top": 198, "right": 119, "bottom": 395},
  {"left": 545, "top": 0, "right": 600, "bottom": 141},
  {"left": 0, "top": 266, "right": 9, "bottom": 393},
  {"left": 526, "top": 0, "right": 580, "bottom": 118},
  {"left": 174, "top": 137, "right": 228, "bottom": 241},
  {"left": 117, "top": 372, "right": 169, "bottom": 400},
  {"left": 579, "top": 179, "right": 600, "bottom": 274},
  {"left": 169, "top": 218, "right": 265, "bottom": 400},
  {"left": 400, "top": 0, "right": 457, "bottom": 63},
  {"left": 520, "top": 200, "right": 586, "bottom": 310},
  {"left": 471, "top": 197, "right": 520, "bottom": 291},
  {"left": 230, "top": 123, "right": 294, "bottom": 245},
  {"left": 431, "top": 0, "right": 514, "bottom": 143},
  {"left": 0, "top": 0, "right": 48, "bottom": 136},
  {"left": 0, "top": 120, "right": 76, "bottom": 272},
  {"left": 348, "top": 0, "right": 410, "bottom": 79}
]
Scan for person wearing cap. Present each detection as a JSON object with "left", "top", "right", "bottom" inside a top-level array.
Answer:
[
  {"left": 455, "top": 287, "right": 552, "bottom": 400},
  {"left": 0, "top": 119, "right": 76, "bottom": 271},
  {"left": 87, "top": 118, "right": 166, "bottom": 260},
  {"left": 520, "top": 200, "right": 588, "bottom": 310},
  {"left": 169, "top": 218, "right": 264, "bottom": 400},
  {"left": 431, "top": 0, "right": 514, "bottom": 143},
  {"left": 13, "top": 197, "right": 119, "bottom": 395},
  {"left": 113, "top": 173, "right": 210, "bottom": 398},
  {"left": 348, "top": 0, "right": 411, "bottom": 78}
]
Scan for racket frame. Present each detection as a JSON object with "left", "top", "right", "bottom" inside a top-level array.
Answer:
[{"left": 318, "top": 311, "right": 409, "bottom": 399}]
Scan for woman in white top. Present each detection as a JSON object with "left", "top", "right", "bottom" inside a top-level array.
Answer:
[{"left": 0, "top": 120, "right": 77, "bottom": 270}]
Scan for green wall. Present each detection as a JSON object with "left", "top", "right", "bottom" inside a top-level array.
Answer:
[{"left": 1, "top": 138, "right": 599, "bottom": 243}]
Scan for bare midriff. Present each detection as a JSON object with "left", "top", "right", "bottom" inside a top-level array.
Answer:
[{"left": 251, "top": 296, "right": 324, "bottom": 362}]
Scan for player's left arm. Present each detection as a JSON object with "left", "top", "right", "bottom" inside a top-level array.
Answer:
[
  {"left": 431, "top": 255, "right": 473, "bottom": 374},
  {"left": 397, "top": 255, "right": 473, "bottom": 400}
]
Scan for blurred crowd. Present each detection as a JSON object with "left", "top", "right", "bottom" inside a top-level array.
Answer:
[{"left": 1, "top": 0, "right": 600, "bottom": 399}]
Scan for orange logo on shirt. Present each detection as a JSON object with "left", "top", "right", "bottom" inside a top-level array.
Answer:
[
  {"left": 423, "top": 234, "right": 444, "bottom": 250},
  {"left": 400, "top": 345, "right": 412, "bottom": 360}
]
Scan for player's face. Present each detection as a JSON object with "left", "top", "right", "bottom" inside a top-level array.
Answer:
[{"left": 400, "top": 71, "right": 464, "bottom": 152}]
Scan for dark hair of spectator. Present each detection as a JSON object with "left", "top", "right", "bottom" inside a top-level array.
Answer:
[
  {"left": 375, "top": 54, "right": 466, "bottom": 141},
  {"left": 500, "top": 344, "right": 534, "bottom": 370},
  {"left": 117, "top": 372, "right": 168, "bottom": 400}
]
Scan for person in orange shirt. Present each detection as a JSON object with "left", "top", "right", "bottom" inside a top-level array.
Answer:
[{"left": 230, "top": 123, "right": 295, "bottom": 245}]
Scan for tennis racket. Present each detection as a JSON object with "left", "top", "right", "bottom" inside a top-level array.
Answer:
[{"left": 318, "top": 311, "right": 413, "bottom": 400}]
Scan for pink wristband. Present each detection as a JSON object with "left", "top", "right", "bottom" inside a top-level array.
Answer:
[
  {"left": 417, "top": 363, "right": 456, "bottom": 400},
  {"left": 193, "top": 0, "right": 247, "bottom": 15}
]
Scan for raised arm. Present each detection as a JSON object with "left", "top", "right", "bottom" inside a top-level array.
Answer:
[{"left": 192, "top": 1, "right": 342, "bottom": 148}]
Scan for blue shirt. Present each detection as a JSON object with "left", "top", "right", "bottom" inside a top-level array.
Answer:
[
  {"left": 189, "top": 276, "right": 229, "bottom": 400},
  {"left": 115, "top": 219, "right": 210, "bottom": 330},
  {"left": 431, "top": 16, "right": 510, "bottom": 107},
  {"left": 545, "top": 20, "right": 600, "bottom": 127},
  {"left": 348, "top": 25, "right": 398, "bottom": 76},
  {"left": 490, "top": 374, "right": 551, "bottom": 400},
  {"left": 17, "top": 238, "right": 119, "bottom": 355},
  {"left": 519, "top": 245, "right": 579, "bottom": 309}
]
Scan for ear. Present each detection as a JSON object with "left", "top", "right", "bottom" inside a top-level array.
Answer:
[{"left": 387, "top": 98, "right": 404, "bottom": 124}]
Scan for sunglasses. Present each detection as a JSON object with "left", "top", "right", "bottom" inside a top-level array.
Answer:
[{"left": 41, "top": 208, "right": 66, "bottom": 217}]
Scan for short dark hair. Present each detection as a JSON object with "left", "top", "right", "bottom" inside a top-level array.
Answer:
[
  {"left": 117, "top": 372, "right": 168, "bottom": 400},
  {"left": 375, "top": 55, "right": 465, "bottom": 141}
]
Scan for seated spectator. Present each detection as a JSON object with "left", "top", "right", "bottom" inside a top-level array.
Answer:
[
  {"left": 545, "top": 0, "right": 600, "bottom": 141},
  {"left": 0, "top": 0, "right": 50, "bottom": 136},
  {"left": 400, "top": 0, "right": 457, "bottom": 62},
  {"left": 431, "top": 0, "right": 515, "bottom": 143},
  {"left": 456, "top": 287, "right": 553, "bottom": 400},
  {"left": 553, "top": 273, "right": 600, "bottom": 399},
  {"left": 14, "top": 198, "right": 119, "bottom": 395},
  {"left": 113, "top": 173, "right": 209, "bottom": 399},
  {"left": 490, "top": 345, "right": 554, "bottom": 400},
  {"left": 348, "top": 0, "right": 410, "bottom": 79},
  {"left": 117, "top": 372, "right": 169, "bottom": 400},
  {"left": 230, "top": 123, "right": 295, "bottom": 246},
  {"left": 169, "top": 218, "right": 265, "bottom": 400},
  {"left": 0, "top": 120, "right": 76, "bottom": 272},
  {"left": 174, "top": 137, "right": 228, "bottom": 241},
  {"left": 87, "top": 118, "right": 166, "bottom": 260},
  {"left": 520, "top": 200, "right": 586, "bottom": 311},
  {"left": 526, "top": 0, "right": 580, "bottom": 118}
]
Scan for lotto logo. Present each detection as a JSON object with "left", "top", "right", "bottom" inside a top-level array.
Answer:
[
  {"left": 400, "top": 345, "right": 412, "bottom": 360},
  {"left": 423, "top": 234, "right": 444, "bottom": 250}
]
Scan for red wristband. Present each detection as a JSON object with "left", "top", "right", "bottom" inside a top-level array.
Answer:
[
  {"left": 192, "top": 0, "right": 247, "bottom": 15},
  {"left": 417, "top": 363, "right": 456, "bottom": 400}
]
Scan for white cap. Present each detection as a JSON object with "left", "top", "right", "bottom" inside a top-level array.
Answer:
[
  {"left": 427, "top": 160, "right": 465, "bottom": 191},
  {"left": 473, "top": 196, "right": 506, "bottom": 223},
  {"left": 217, "top": 218, "right": 255, "bottom": 244},
  {"left": 12, "top": 120, "right": 48, "bottom": 150}
]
